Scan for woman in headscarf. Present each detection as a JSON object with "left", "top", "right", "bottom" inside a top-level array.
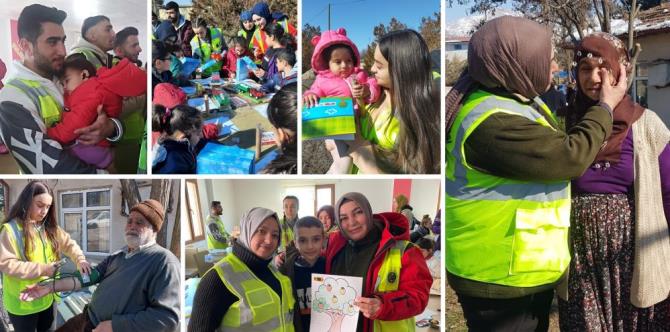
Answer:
[
  {"left": 237, "top": 10, "right": 255, "bottom": 50},
  {"left": 444, "top": 16, "right": 628, "bottom": 330},
  {"left": 188, "top": 207, "right": 295, "bottom": 332},
  {"left": 250, "top": 2, "right": 296, "bottom": 63},
  {"left": 557, "top": 32, "right": 670, "bottom": 331},
  {"left": 325, "top": 192, "right": 432, "bottom": 332}
]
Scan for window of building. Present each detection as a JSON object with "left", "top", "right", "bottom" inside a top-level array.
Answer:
[
  {"left": 59, "top": 188, "right": 112, "bottom": 254},
  {"left": 632, "top": 63, "right": 649, "bottom": 108},
  {"left": 185, "top": 180, "right": 205, "bottom": 244}
]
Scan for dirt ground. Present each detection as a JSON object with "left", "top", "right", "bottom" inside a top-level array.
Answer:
[
  {"left": 302, "top": 140, "right": 332, "bottom": 174},
  {"left": 445, "top": 281, "right": 560, "bottom": 331}
]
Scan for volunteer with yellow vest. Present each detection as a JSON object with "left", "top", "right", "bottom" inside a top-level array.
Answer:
[
  {"left": 0, "top": 4, "right": 122, "bottom": 174},
  {"left": 325, "top": 192, "right": 432, "bottom": 332},
  {"left": 189, "top": 207, "right": 295, "bottom": 331},
  {"left": 190, "top": 19, "right": 226, "bottom": 78},
  {"left": 444, "top": 16, "right": 628, "bottom": 331},
  {"left": 205, "top": 201, "right": 230, "bottom": 250},
  {"left": 0, "top": 181, "right": 91, "bottom": 332}
]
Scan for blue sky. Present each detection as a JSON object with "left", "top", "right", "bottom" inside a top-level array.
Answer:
[{"left": 303, "top": 0, "right": 441, "bottom": 49}]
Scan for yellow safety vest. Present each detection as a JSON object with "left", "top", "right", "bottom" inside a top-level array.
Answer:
[
  {"left": 1, "top": 220, "right": 57, "bottom": 315},
  {"left": 190, "top": 28, "right": 224, "bottom": 76},
  {"left": 373, "top": 240, "right": 415, "bottom": 332},
  {"left": 214, "top": 253, "right": 295, "bottom": 331},
  {"left": 7, "top": 79, "right": 62, "bottom": 128},
  {"left": 70, "top": 47, "right": 110, "bottom": 69},
  {"left": 445, "top": 89, "right": 571, "bottom": 287},
  {"left": 206, "top": 215, "right": 229, "bottom": 250},
  {"left": 280, "top": 219, "right": 294, "bottom": 251}
]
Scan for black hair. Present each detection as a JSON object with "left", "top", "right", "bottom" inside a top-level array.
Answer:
[
  {"left": 283, "top": 195, "right": 299, "bottom": 205},
  {"left": 265, "top": 24, "right": 296, "bottom": 53},
  {"left": 82, "top": 15, "right": 111, "bottom": 41},
  {"left": 293, "top": 216, "right": 325, "bottom": 234},
  {"left": 17, "top": 4, "right": 67, "bottom": 44},
  {"left": 63, "top": 54, "right": 97, "bottom": 77},
  {"left": 114, "top": 27, "right": 139, "bottom": 48},
  {"left": 194, "top": 18, "right": 208, "bottom": 30},
  {"left": 152, "top": 104, "right": 202, "bottom": 137},
  {"left": 323, "top": 44, "right": 356, "bottom": 66},
  {"left": 264, "top": 84, "right": 297, "bottom": 174},
  {"left": 164, "top": 1, "right": 180, "bottom": 11},
  {"left": 211, "top": 201, "right": 221, "bottom": 208},
  {"left": 377, "top": 29, "right": 439, "bottom": 174},
  {"left": 230, "top": 36, "right": 247, "bottom": 48},
  {"left": 416, "top": 237, "right": 434, "bottom": 251},
  {"left": 275, "top": 49, "right": 296, "bottom": 67}
]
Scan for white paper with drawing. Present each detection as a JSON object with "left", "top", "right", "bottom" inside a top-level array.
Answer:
[{"left": 310, "top": 273, "right": 362, "bottom": 332}]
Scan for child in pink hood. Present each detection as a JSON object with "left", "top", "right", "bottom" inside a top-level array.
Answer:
[{"left": 303, "top": 28, "right": 380, "bottom": 173}]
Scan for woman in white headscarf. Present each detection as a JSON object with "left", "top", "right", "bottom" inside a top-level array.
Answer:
[{"left": 188, "top": 207, "right": 295, "bottom": 332}]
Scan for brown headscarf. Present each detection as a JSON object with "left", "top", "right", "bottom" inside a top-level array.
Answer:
[
  {"left": 446, "top": 16, "right": 553, "bottom": 132},
  {"left": 334, "top": 192, "right": 374, "bottom": 241},
  {"left": 566, "top": 32, "right": 645, "bottom": 163}
]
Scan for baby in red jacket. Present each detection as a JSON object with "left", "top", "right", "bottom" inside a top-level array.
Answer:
[{"left": 48, "top": 55, "right": 146, "bottom": 170}]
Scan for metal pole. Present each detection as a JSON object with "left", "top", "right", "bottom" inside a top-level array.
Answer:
[{"left": 328, "top": 3, "right": 331, "bottom": 30}]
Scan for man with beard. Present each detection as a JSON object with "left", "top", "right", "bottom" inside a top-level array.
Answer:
[
  {"left": 164, "top": 1, "right": 194, "bottom": 57},
  {"left": 20, "top": 199, "right": 180, "bottom": 332},
  {"left": 0, "top": 4, "right": 121, "bottom": 174},
  {"left": 205, "top": 201, "right": 230, "bottom": 250},
  {"left": 71, "top": 15, "right": 116, "bottom": 69},
  {"left": 113, "top": 27, "right": 142, "bottom": 66},
  {"left": 111, "top": 26, "right": 148, "bottom": 174}
]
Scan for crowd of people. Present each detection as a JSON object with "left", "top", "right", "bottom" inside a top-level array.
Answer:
[{"left": 151, "top": 1, "right": 298, "bottom": 174}]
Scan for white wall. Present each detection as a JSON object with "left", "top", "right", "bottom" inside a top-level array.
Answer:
[
  {"left": 190, "top": 179, "right": 441, "bottom": 248},
  {"left": 0, "top": 0, "right": 148, "bottom": 79}
]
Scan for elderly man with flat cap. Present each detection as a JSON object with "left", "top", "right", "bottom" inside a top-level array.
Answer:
[{"left": 20, "top": 199, "right": 180, "bottom": 332}]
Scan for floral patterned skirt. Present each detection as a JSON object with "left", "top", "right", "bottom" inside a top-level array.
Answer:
[{"left": 558, "top": 193, "right": 670, "bottom": 331}]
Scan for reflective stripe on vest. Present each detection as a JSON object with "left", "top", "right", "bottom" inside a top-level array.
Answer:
[
  {"left": 251, "top": 29, "right": 267, "bottom": 54},
  {"left": 373, "top": 240, "right": 415, "bottom": 332},
  {"left": 280, "top": 220, "right": 294, "bottom": 250},
  {"left": 445, "top": 89, "right": 570, "bottom": 287},
  {"left": 214, "top": 253, "right": 295, "bottom": 332},
  {"left": 7, "top": 79, "right": 62, "bottom": 128},
  {"left": 190, "top": 28, "right": 223, "bottom": 75},
  {"left": 1, "top": 220, "right": 56, "bottom": 315},
  {"left": 206, "top": 215, "right": 228, "bottom": 250}
]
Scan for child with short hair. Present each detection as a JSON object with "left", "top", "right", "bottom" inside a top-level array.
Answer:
[
  {"left": 151, "top": 83, "right": 204, "bottom": 174},
  {"left": 261, "top": 48, "right": 297, "bottom": 92},
  {"left": 48, "top": 54, "right": 146, "bottom": 170},
  {"left": 303, "top": 28, "right": 381, "bottom": 174},
  {"left": 222, "top": 36, "right": 252, "bottom": 79},
  {"left": 279, "top": 216, "right": 326, "bottom": 332}
]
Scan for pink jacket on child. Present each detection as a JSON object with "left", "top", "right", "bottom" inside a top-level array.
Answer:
[{"left": 304, "top": 28, "right": 380, "bottom": 103}]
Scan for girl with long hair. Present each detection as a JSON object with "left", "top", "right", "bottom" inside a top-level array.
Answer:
[
  {"left": 350, "top": 29, "right": 440, "bottom": 174},
  {"left": 0, "top": 181, "right": 90, "bottom": 332}
]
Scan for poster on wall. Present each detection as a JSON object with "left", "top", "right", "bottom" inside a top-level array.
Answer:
[
  {"left": 310, "top": 274, "right": 362, "bottom": 332},
  {"left": 10, "top": 19, "right": 23, "bottom": 61}
]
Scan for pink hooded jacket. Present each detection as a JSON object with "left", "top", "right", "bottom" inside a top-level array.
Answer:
[{"left": 304, "top": 28, "right": 380, "bottom": 103}]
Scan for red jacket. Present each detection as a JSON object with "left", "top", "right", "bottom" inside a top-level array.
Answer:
[
  {"left": 48, "top": 58, "right": 147, "bottom": 147},
  {"left": 222, "top": 49, "right": 251, "bottom": 79},
  {"left": 325, "top": 212, "right": 432, "bottom": 332}
]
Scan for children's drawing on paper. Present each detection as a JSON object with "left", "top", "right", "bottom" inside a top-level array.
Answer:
[{"left": 310, "top": 273, "right": 362, "bottom": 332}]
